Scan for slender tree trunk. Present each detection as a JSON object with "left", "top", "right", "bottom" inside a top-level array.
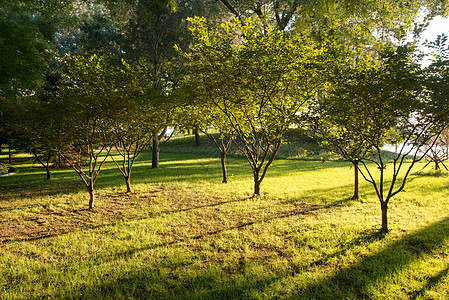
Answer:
[
  {"left": 194, "top": 126, "right": 200, "bottom": 147},
  {"left": 352, "top": 160, "right": 359, "bottom": 200},
  {"left": 45, "top": 165, "right": 51, "bottom": 180},
  {"left": 221, "top": 152, "right": 228, "bottom": 183},
  {"left": 435, "top": 159, "right": 440, "bottom": 170},
  {"left": 125, "top": 176, "right": 132, "bottom": 193},
  {"left": 8, "top": 145, "right": 12, "bottom": 164},
  {"left": 88, "top": 183, "right": 95, "bottom": 210},
  {"left": 381, "top": 201, "right": 388, "bottom": 233},
  {"left": 253, "top": 170, "right": 260, "bottom": 196},
  {"left": 152, "top": 135, "right": 159, "bottom": 169}
]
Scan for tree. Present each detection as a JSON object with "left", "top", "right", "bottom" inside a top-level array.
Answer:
[
  {"left": 0, "top": 5, "right": 51, "bottom": 152},
  {"left": 56, "top": 53, "right": 123, "bottom": 209},
  {"left": 107, "top": 59, "right": 170, "bottom": 192},
  {"left": 310, "top": 106, "right": 373, "bottom": 200},
  {"left": 215, "top": 0, "right": 435, "bottom": 37},
  {"left": 183, "top": 17, "right": 329, "bottom": 195},
  {"left": 176, "top": 93, "right": 235, "bottom": 183},
  {"left": 0, "top": 0, "right": 80, "bottom": 167},
  {"left": 421, "top": 34, "right": 449, "bottom": 171},
  {"left": 331, "top": 46, "right": 448, "bottom": 233},
  {"left": 8, "top": 98, "right": 59, "bottom": 179}
]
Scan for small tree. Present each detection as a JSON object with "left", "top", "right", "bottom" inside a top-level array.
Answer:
[
  {"left": 177, "top": 97, "right": 235, "bottom": 183},
  {"left": 108, "top": 60, "right": 169, "bottom": 192},
  {"left": 310, "top": 111, "right": 372, "bottom": 200},
  {"left": 332, "top": 46, "right": 448, "bottom": 233},
  {"left": 421, "top": 34, "right": 449, "bottom": 171},
  {"left": 57, "top": 53, "right": 120, "bottom": 209},
  {"left": 184, "top": 17, "right": 329, "bottom": 195},
  {"left": 9, "top": 98, "right": 60, "bottom": 179}
]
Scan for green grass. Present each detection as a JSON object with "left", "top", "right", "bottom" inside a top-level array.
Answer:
[{"left": 1, "top": 140, "right": 449, "bottom": 299}]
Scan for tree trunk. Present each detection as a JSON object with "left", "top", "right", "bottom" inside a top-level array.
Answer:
[
  {"left": 351, "top": 161, "right": 359, "bottom": 200},
  {"left": 8, "top": 145, "right": 12, "bottom": 164},
  {"left": 381, "top": 201, "right": 388, "bottom": 233},
  {"left": 194, "top": 126, "right": 200, "bottom": 147},
  {"left": 435, "top": 159, "right": 440, "bottom": 170},
  {"left": 88, "top": 184, "right": 95, "bottom": 210},
  {"left": 253, "top": 170, "right": 260, "bottom": 196},
  {"left": 221, "top": 152, "right": 228, "bottom": 183},
  {"left": 45, "top": 165, "right": 52, "bottom": 180},
  {"left": 125, "top": 176, "right": 132, "bottom": 193},
  {"left": 152, "top": 135, "right": 159, "bottom": 169}
]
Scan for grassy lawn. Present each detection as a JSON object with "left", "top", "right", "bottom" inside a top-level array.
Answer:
[{"left": 1, "top": 139, "right": 449, "bottom": 299}]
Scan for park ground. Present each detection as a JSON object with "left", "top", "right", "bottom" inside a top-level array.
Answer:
[{"left": 1, "top": 135, "right": 449, "bottom": 299}]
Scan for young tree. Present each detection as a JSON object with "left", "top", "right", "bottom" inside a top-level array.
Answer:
[
  {"left": 183, "top": 17, "right": 329, "bottom": 195},
  {"left": 332, "top": 46, "right": 448, "bottom": 233},
  {"left": 310, "top": 111, "right": 372, "bottom": 200},
  {"left": 421, "top": 34, "right": 449, "bottom": 171},
  {"left": 176, "top": 96, "right": 235, "bottom": 183},
  {"left": 8, "top": 99, "right": 58, "bottom": 179},
  {"left": 56, "top": 54, "right": 122, "bottom": 209},
  {"left": 107, "top": 60, "right": 169, "bottom": 192}
]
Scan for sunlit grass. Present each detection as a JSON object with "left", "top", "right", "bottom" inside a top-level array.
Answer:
[{"left": 1, "top": 141, "right": 449, "bottom": 299}]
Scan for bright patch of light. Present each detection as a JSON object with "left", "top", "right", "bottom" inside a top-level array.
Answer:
[{"left": 418, "top": 15, "right": 449, "bottom": 66}]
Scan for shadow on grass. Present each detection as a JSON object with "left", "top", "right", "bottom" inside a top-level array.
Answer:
[
  {"left": 0, "top": 190, "right": 349, "bottom": 246},
  {"left": 287, "top": 215, "right": 449, "bottom": 299},
  {"left": 411, "top": 267, "right": 448, "bottom": 299},
  {"left": 0, "top": 181, "right": 85, "bottom": 204},
  {"left": 112, "top": 199, "right": 351, "bottom": 260},
  {"left": 52, "top": 215, "right": 449, "bottom": 299},
  {"left": 0, "top": 175, "right": 360, "bottom": 245}
]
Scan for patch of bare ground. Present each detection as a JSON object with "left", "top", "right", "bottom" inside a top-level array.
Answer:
[
  {"left": 0, "top": 181, "right": 336, "bottom": 246},
  {"left": 0, "top": 185, "right": 245, "bottom": 244},
  {"left": 0, "top": 186, "right": 165, "bottom": 244}
]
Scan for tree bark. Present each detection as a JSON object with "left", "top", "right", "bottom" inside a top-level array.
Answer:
[
  {"left": 381, "top": 202, "right": 388, "bottom": 233},
  {"left": 8, "top": 145, "right": 12, "bottom": 164},
  {"left": 152, "top": 135, "right": 159, "bottom": 169},
  {"left": 194, "top": 126, "right": 200, "bottom": 147},
  {"left": 125, "top": 176, "right": 132, "bottom": 193},
  {"left": 88, "top": 184, "right": 95, "bottom": 210},
  {"left": 351, "top": 160, "right": 359, "bottom": 200},
  {"left": 221, "top": 152, "right": 228, "bottom": 183},
  {"left": 253, "top": 170, "right": 260, "bottom": 196},
  {"left": 45, "top": 165, "right": 52, "bottom": 180},
  {"left": 435, "top": 159, "right": 440, "bottom": 170}
]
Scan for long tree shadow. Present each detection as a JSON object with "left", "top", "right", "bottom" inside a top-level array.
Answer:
[
  {"left": 411, "top": 267, "right": 448, "bottom": 299},
  {"left": 46, "top": 197, "right": 364, "bottom": 299},
  {"left": 0, "top": 191, "right": 251, "bottom": 244},
  {"left": 287, "top": 215, "right": 449, "bottom": 299}
]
